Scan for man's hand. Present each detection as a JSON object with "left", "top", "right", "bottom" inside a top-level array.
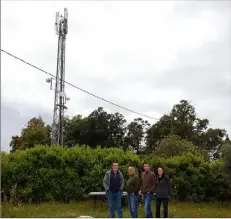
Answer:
[
  {"left": 152, "top": 193, "right": 156, "bottom": 200},
  {"left": 139, "top": 190, "right": 143, "bottom": 200}
]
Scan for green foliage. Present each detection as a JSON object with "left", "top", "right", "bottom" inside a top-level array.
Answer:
[
  {"left": 123, "top": 118, "right": 150, "bottom": 153},
  {"left": 152, "top": 135, "right": 200, "bottom": 158},
  {"left": 64, "top": 107, "right": 127, "bottom": 148},
  {"left": 1, "top": 145, "right": 139, "bottom": 203},
  {"left": 4, "top": 100, "right": 231, "bottom": 204},
  {"left": 9, "top": 101, "right": 230, "bottom": 164},
  {"left": 222, "top": 142, "right": 231, "bottom": 180},
  {"left": 141, "top": 152, "right": 231, "bottom": 202},
  {"left": 2, "top": 146, "right": 231, "bottom": 203},
  {"left": 10, "top": 117, "right": 51, "bottom": 152},
  {"left": 146, "top": 100, "right": 228, "bottom": 156}
]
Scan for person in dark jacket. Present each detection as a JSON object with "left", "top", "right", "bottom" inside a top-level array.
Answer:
[
  {"left": 126, "top": 167, "right": 140, "bottom": 218},
  {"left": 155, "top": 167, "right": 172, "bottom": 218},
  {"left": 103, "top": 161, "right": 124, "bottom": 218},
  {"left": 140, "top": 162, "right": 156, "bottom": 218}
]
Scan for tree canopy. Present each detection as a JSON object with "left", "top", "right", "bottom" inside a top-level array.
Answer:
[
  {"left": 10, "top": 117, "right": 51, "bottom": 152},
  {"left": 9, "top": 100, "right": 230, "bottom": 160}
]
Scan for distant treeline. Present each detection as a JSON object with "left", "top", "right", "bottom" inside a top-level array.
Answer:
[{"left": 9, "top": 100, "right": 230, "bottom": 161}]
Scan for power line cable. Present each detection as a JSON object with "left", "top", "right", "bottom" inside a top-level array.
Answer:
[{"left": 1, "top": 49, "right": 159, "bottom": 120}]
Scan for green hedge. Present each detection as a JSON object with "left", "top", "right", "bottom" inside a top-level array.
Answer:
[
  {"left": 1, "top": 145, "right": 139, "bottom": 202},
  {"left": 1, "top": 145, "right": 231, "bottom": 203},
  {"left": 143, "top": 153, "right": 231, "bottom": 202}
]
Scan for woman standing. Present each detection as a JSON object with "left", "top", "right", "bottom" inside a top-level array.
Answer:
[{"left": 155, "top": 167, "right": 172, "bottom": 218}]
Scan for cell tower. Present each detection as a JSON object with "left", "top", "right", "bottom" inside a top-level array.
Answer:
[{"left": 46, "top": 8, "right": 70, "bottom": 146}]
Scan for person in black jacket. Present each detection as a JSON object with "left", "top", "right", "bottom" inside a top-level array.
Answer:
[{"left": 155, "top": 167, "right": 172, "bottom": 218}]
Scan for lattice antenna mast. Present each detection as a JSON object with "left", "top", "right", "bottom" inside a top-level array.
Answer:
[{"left": 46, "top": 8, "right": 70, "bottom": 146}]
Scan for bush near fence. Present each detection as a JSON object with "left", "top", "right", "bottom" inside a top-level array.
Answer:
[{"left": 1, "top": 145, "right": 231, "bottom": 203}]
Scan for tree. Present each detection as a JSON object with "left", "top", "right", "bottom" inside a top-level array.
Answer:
[
  {"left": 82, "top": 107, "right": 111, "bottom": 148},
  {"left": 195, "top": 128, "right": 228, "bottom": 159},
  {"left": 9, "top": 101, "right": 229, "bottom": 158},
  {"left": 146, "top": 114, "right": 173, "bottom": 151},
  {"left": 124, "top": 118, "right": 150, "bottom": 154},
  {"left": 63, "top": 115, "right": 87, "bottom": 147},
  {"left": 152, "top": 135, "right": 199, "bottom": 158},
  {"left": 63, "top": 110, "right": 127, "bottom": 148},
  {"left": 146, "top": 100, "right": 228, "bottom": 157},
  {"left": 146, "top": 100, "right": 200, "bottom": 151},
  {"left": 221, "top": 142, "right": 231, "bottom": 180},
  {"left": 107, "top": 112, "right": 127, "bottom": 147},
  {"left": 10, "top": 136, "right": 23, "bottom": 152},
  {"left": 10, "top": 117, "right": 51, "bottom": 152},
  {"left": 78, "top": 107, "right": 127, "bottom": 148}
]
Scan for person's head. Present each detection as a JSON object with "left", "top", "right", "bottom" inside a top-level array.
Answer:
[
  {"left": 157, "top": 167, "right": 164, "bottom": 177},
  {"left": 112, "top": 161, "right": 119, "bottom": 172},
  {"left": 143, "top": 162, "right": 150, "bottom": 172},
  {"left": 128, "top": 166, "right": 136, "bottom": 176}
]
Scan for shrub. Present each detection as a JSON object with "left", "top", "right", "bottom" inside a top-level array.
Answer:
[
  {"left": 1, "top": 145, "right": 231, "bottom": 203},
  {"left": 1, "top": 145, "right": 139, "bottom": 203},
  {"left": 145, "top": 152, "right": 231, "bottom": 202},
  {"left": 152, "top": 135, "right": 204, "bottom": 158}
]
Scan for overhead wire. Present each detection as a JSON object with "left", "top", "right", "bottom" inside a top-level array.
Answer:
[{"left": 1, "top": 49, "right": 159, "bottom": 120}]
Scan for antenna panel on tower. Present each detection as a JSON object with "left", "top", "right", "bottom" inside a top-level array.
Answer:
[
  {"left": 64, "top": 8, "right": 68, "bottom": 19},
  {"left": 55, "top": 12, "right": 60, "bottom": 35}
]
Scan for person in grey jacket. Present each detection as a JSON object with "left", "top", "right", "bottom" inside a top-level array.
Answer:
[
  {"left": 155, "top": 167, "right": 172, "bottom": 218},
  {"left": 103, "top": 161, "right": 124, "bottom": 218}
]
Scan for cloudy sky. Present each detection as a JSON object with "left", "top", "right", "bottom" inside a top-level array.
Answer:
[{"left": 1, "top": 1, "right": 231, "bottom": 152}]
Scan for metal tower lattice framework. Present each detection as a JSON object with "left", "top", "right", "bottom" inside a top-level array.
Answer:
[{"left": 46, "top": 8, "right": 70, "bottom": 146}]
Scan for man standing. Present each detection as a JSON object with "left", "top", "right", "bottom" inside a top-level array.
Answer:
[
  {"left": 140, "top": 162, "right": 156, "bottom": 218},
  {"left": 126, "top": 167, "right": 140, "bottom": 218},
  {"left": 103, "top": 161, "right": 124, "bottom": 218}
]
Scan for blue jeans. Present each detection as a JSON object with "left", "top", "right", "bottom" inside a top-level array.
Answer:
[
  {"left": 144, "top": 193, "right": 153, "bottom": 218},
  {"left": 128, "top": 193, "right": 138, "bottom": 218},
  {"left": 107, "top": 190, "right": 123, "bottom": 218}
]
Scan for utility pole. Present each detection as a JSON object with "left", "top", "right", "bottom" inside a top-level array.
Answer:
[{"left": 46, "top": 8, "right": 70, "bottom": 146}]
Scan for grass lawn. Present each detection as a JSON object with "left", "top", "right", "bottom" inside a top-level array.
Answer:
[{"left": 1, "top": 201, "right": 231, "bottom": 218}]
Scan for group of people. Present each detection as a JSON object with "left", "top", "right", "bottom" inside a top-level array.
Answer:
[{"left": 103, "top": 161, "right": 172, "bottom": 218}]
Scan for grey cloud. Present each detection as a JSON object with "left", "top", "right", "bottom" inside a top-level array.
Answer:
[
  {"left": 80, "top": 27, "right": 231, "bottom": 133},
  {"left": 158, "top": 38, "right": 230, "bottom": 98},
  {"left": 68, "top": 32, "right": 231, "bottom": 129},
  {"left": 2, "top": 1, "right": 231, "bottom": 152},
  {"left": 1, "top": 100, "right": 52, "bottom": 152},
  {"left": 137, "top": 35, "right": 231, "bottom": 134}
]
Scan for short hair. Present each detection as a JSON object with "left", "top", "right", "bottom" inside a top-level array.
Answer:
[
  {"left": 112, "top": 160, "right": 118, "bottom": 165},
  {"left": 128, "top": 166, "right": 136, "bottom": 172},
  {"left": 143, "top": 162, "right": 150, "bottom": 166}
]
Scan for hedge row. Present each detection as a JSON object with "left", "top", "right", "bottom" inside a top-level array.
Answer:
[{"left": 1, "top": 145, "right": 231, "bottom": 203}]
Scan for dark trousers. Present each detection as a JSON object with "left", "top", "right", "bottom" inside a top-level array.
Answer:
[{"left": 156, "top": 198, "right": 168, "bottom": 218}]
